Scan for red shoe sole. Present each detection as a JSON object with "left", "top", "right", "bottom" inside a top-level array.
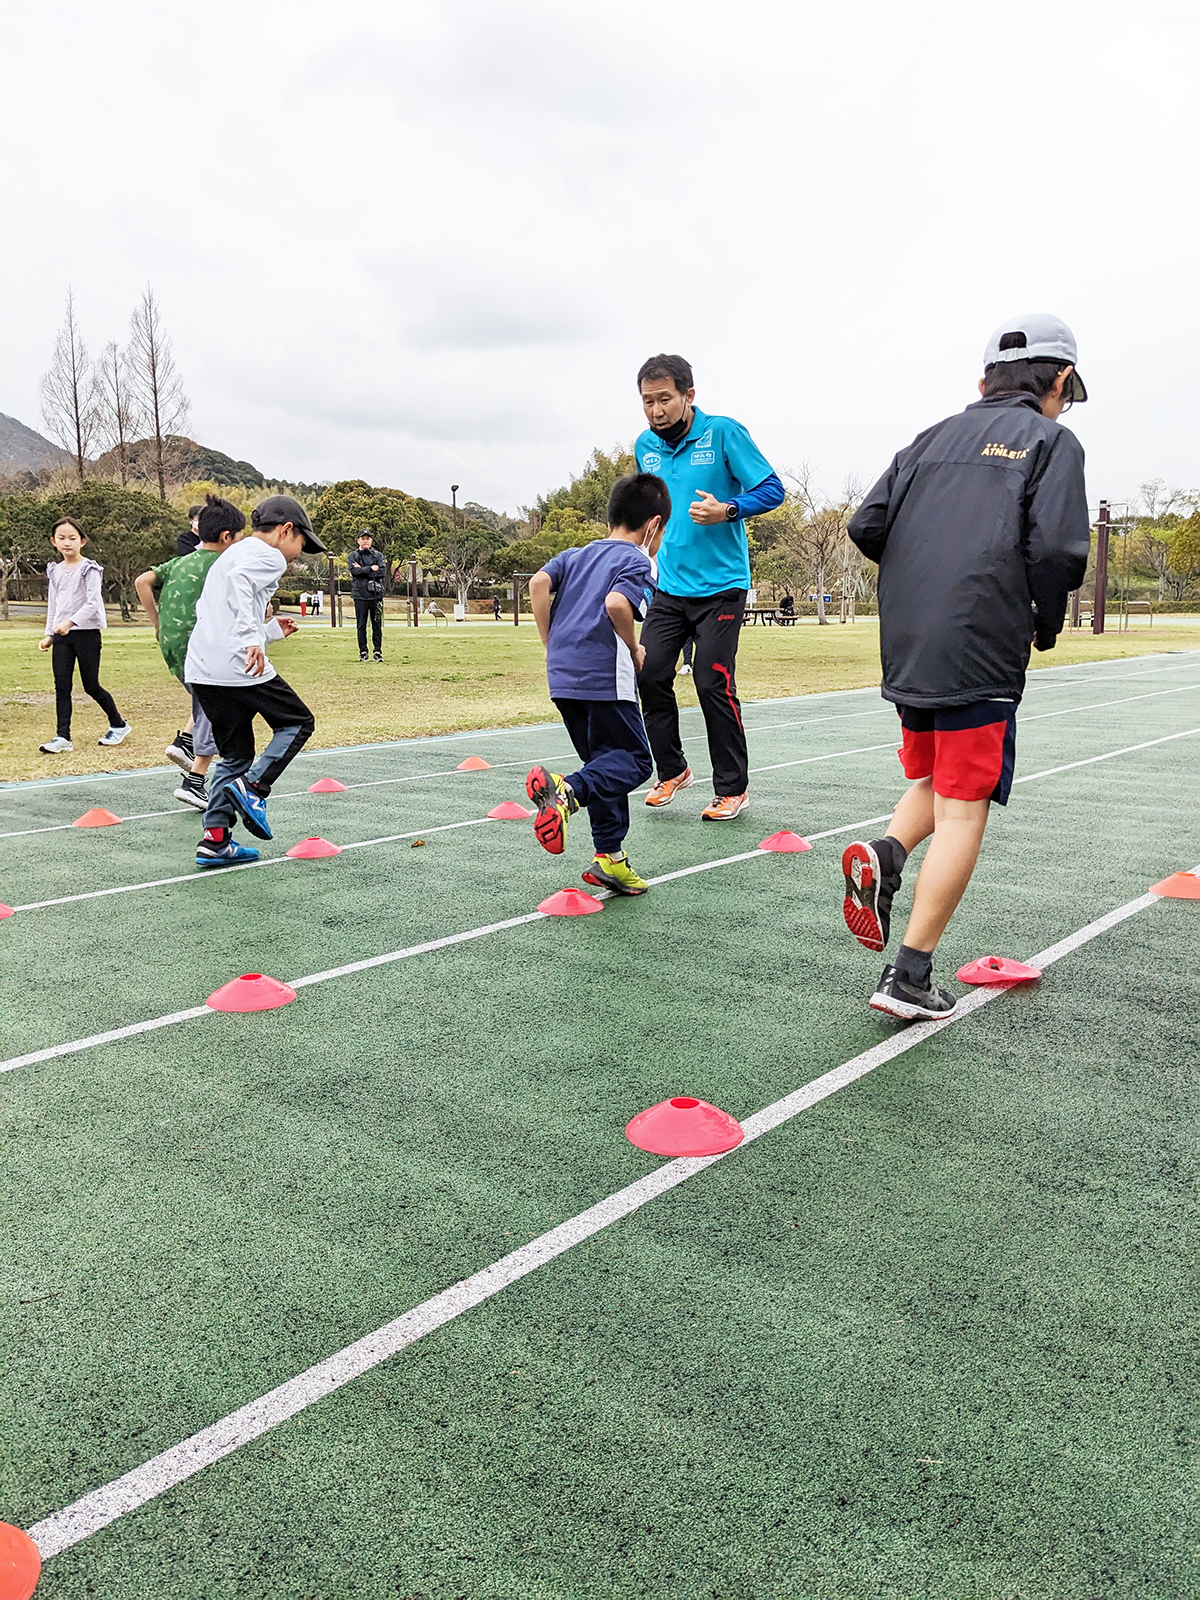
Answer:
[
  {"left": 534, "top": 804, "right": 565, "bottom": 854},
  {"left": 842, "top": 842, "right": 884, "bottom": 952}
]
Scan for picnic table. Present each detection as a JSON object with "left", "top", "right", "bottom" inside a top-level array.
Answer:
[{"left": 743, "top": 607, "right": 798, "bottom": 626}]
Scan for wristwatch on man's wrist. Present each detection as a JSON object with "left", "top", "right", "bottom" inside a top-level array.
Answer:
[{"left": 725, "top": 501, "right": 739, "bottom": 521}]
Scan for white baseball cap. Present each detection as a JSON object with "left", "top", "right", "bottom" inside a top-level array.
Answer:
[{"left": 983, "top": 313, "right": 1087, "bottom": 402}]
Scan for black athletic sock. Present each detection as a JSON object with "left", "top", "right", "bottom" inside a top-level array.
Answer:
[
  {"left": 872, "top": 835, "right": 908, "bottom": 880},
  {"left": 894, "top": 943, "right": 933, "bottom": 990}
]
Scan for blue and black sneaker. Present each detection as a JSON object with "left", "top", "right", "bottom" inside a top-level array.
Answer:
[
  {"left": 195, "top": 832, "right": 261, "bottom": 869},
  {"left": 226, "top": 777, "right": 272, "bottom": 840}
]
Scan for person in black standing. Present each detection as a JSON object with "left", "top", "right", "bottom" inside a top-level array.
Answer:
[
  {"left": 349, "top": 529, "right": 386, "bottom": 661},
  {"left": 176, "top": 505, "right": 203, "bottom": 557}
]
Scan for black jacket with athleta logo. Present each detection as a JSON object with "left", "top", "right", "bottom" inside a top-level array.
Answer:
[{"left": 847, "top": 392, "right": 1089, "bottom": 707}]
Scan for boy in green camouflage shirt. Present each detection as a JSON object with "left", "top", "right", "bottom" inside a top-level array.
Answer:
[{"left": 135, "top": 494, "right": 245, "bottom": 810}]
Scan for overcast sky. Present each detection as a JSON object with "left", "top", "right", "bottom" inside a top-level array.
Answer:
[{"left": 4, "top": 0, "right": 1196, "bottom": 514}]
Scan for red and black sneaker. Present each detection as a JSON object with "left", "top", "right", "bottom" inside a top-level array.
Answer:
[
  {"left": 842, "top": 839, "right": 896, "bottom": 952},
  {"left": 526, "top": 765, "right": 578, "bottom": 855}
]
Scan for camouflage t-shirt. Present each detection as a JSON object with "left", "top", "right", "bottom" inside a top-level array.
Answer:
[{"left": 152, "top": 549, "right": 224, "bottom": 682}]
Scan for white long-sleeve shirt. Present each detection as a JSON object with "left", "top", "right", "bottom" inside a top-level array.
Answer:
[
  {"left": 184, "top": 536, "right": 287, "bottom": 686},
  {"left": 45, "top": 558, "right": 107, "bottom": 633}
]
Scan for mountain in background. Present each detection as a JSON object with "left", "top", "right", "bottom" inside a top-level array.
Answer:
[
  {"left": 93, "top": 435, "right": 266, "bottom": 488},
  {"left": 0, "top": 413, "right": 72, "bottom": 476}
]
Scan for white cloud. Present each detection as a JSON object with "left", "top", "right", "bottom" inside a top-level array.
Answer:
[{"left": 2, "top": 0, "right": 1197, "bottom": 511}]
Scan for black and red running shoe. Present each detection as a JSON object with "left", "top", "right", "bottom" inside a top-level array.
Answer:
[
  {"left": 842, "top": 839, "right": 898, "bottom": 952},
  {"left": 526, "top": 764, "right": 578, "bottom": 855}
]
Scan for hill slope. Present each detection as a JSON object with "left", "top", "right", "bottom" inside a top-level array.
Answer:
[{"left": 0, "top": 413, "right": 72, "bottom": 476}]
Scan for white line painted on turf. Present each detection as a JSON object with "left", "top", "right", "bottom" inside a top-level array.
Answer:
[
  {"left": 5, "top": 704, "right": 1194, "bottom": 1068},
  {"left": 7, "top": 818, "right": 498, "bottom": 913},
  {"left": 1010, "top": 725, "right": 1200, "bottom": 783},
  {"left": 27, "top": 865, "right": 1197, "bottom": 1562},
  {"left": 6, "top": 648, "right": 1197, "bottom": 800},
  {"left": 9, "top": 719, "right": 1199, "bottom": 919}
]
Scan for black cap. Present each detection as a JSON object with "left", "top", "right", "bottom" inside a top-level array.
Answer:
[
  {"left": 356, "top": 528, "right": 373, "bottom": 539},
  {"left": 251, "top": 494, "right": 327, "bottom": 554}
]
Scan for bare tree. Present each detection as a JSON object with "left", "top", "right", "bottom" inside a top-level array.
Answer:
[
  {"left": 787, "top": 463, "right": 855, "bottom": 625},
  {"left": 127, "top": 284, "right": 190, "bottom": 501},
  {"left": 95, "top": 340, "right": 143, "bottom": 487},
  {"left": 40, "top": 288, "right": 99, "bottom": 483}
]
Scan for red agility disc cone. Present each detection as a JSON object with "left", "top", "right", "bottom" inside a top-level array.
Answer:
[
  {"left": 1149, "top": 871, "right": 1200, "bottom": 899},
  {"left": 307, "top": 777, "right": 347, "bottom": 793},
  {"left": 457, "top": 756, "right": 491, "bottom": 770},
  {"left": 537, "top": 888, "right": 603, "bottom": 916},
  {"left": 206, "top": 973, "right": 297, "bottom": 1012},
  {"left": 488, "top": 801, "right": 534, "bottom": 820},
  {"left": 285, "top": 836, "right": 342, "bottom": 859},
  {"left": 0, "top": 1521, "right": 40, "bottom": 1600},
  {"left": 758, "top": 830, "right": 812, "bottom": 853},
  {"left": 73, "top": 807, "right": 121, "bottom": 827},
  {"left": 956, "top": 955, "right": 1042, "bottom": 986},
  {"left": 626, "top": 1096, "right": 745, "bottom": 1158},
  {"left": 0, "top": 905, "right": 13, "bottom": 920}
]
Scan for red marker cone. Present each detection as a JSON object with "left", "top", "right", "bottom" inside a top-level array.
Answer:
[
  {"left": 626, "top": 1096, "right": 745, "bottom": 1158},
  {"left": 537, "top": 888, "right": 603, "bottom": 916},
  {"left": 1149, "top": 871, "right": 1200, "bottom": 899},
  {"left": 758, "top": 830, "right": 812, "bottom": 853},
  {"left": 73, "top": 807, "right": 121, "bottom": 827},
  {"left": 457, "top": 756, "right": 491, "bottom": 770},
  {"left": 488, "top": 801, "right": 534, "bottom": 820},
  {"left": 285, "top": 836, "right": 342, "bottom": 859},
  {"left": 307, "top": 777, "right": 347, "bottom": 793},
  {"left": 0, "top": 1521, "right": 40, "bottom": 1600},
  {"left": 956, "top": 955, "right": 1042, "bottom": 986},
  {"left": 0, "top": 905, "right": 13, "bottom": 920},
  {"left": 206, "top": 973, "right": 297, "bottom": 1012}
]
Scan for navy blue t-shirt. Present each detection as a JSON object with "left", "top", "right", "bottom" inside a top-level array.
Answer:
[{"left": 542, "top": 539, "right": 655, "bottom": 702}]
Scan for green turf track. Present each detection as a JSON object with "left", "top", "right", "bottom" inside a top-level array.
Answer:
[{"left": 2, "top": 654, "right": 1198, "bottom": 1598}]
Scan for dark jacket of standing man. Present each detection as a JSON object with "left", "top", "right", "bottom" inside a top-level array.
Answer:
[
  {"left": 349, "top": 530, "right": 386, "bottom": 661},
  {"left": 634, "top": 353, "right": 784, "bottom": 821}
]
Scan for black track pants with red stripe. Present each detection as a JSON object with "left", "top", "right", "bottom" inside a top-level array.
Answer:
[{"left": 637, "top": 587, "right": 748, "bottom": 796}]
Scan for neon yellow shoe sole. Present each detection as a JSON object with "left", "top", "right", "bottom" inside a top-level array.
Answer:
[{"left": 581, "top": 853, "right": 649, "bottom": 896}]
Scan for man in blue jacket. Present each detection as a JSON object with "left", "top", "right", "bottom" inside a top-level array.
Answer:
[
  {"left": 841, "top": 313, "right": 1090, "bottom": 1022},
  {"left": 634, "top": 353, "right": 784, "bottom": 820}
]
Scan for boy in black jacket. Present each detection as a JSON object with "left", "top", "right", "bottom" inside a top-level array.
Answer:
[{"left": 841, "top": 313, "right": 1091, "bottom": 1021}]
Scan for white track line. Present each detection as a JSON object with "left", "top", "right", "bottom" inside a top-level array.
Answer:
[
  {"left": 0, "top": 845, "right": 781, "bottom": 1075},
  {"left": 9, "top": 722, "right": 1199, "bottom": 919},
  {"left": 3, "top": 712, "right": 1195, "bottom": 1067},
  {"left": 27, "top": 864, "right": 1196, "bottom": 1563},
  {"left": 6, "top": 648, "right": 1196, "bottom": 801}
]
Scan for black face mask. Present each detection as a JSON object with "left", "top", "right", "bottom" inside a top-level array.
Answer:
[{"left": 651, "top": 412, "right": 691, "bottom": 443}]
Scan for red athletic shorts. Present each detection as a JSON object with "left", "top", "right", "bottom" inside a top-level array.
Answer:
[{"left": 897, "top": 700, "right": 1017, "bottom": 805}]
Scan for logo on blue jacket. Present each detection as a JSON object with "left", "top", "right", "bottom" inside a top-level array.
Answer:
[
  {"left": 690, "top": 450, "right": 715, "bottom": 466},
  {"left": 643, "top": 453, "right": 662, "bottom": 472}
]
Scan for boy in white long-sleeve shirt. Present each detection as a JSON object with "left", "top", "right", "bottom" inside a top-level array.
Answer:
[
  {"left": 185, "top": 494, "right": 326, "bottom": 868},
  {"left": 38, "top": 517, "right": 130, "bottom": 754}
]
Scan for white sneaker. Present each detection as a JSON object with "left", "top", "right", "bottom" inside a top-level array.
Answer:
[
  {"left": 40, "top": 736, "right": 73, "bottom": 754},
  {"left": 98, "top": 723, "right": 132, "bottom": 747},
  {"left": 678, "top": 663, "right": 693, "bottom": 675}
]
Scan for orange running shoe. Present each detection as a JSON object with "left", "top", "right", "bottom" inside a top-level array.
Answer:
[
  {"left": 701, "top": 792, "right": 749, "bottom": 821},
  {"left": 644, "top": 767, "right": 694, "bottom": 807}
]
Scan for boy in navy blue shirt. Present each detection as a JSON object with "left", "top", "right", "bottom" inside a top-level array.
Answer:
[{"left": 526, "top": 473, "right": 670, "bottom": 895}]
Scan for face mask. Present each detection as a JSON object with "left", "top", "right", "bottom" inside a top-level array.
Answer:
[{"left": 651, "top": 413, "right": 690, "bottom": 443}]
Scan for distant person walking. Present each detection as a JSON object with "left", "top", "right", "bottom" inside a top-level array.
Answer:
[
  {"left": 349, "top": 529, "right": 386, "bottom": 661},
  {"left": 38, "top": 517, "right": 130, "bottom": 754},
  {"left": 634, "top": 353, "right": 784, "bottom": 820},
  {"left": 493, "top": 593, "right": 503, "bottom": 621}
]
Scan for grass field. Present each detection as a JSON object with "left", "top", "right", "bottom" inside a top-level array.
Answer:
[
  {"left": 2, "top": 613, "right": 1197, "bottom": 781},
  {"left": 2, "top": 647, "right": 1198, "bottom": 1599}
]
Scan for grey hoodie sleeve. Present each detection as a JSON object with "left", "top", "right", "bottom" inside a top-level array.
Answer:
[{"left": 1025, "top": 429, "right": 1090, "bottom": 651}]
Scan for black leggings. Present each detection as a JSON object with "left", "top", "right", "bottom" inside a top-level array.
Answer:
[{"left": 52, "top": 630, "right": 122, "bottom": 738}]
